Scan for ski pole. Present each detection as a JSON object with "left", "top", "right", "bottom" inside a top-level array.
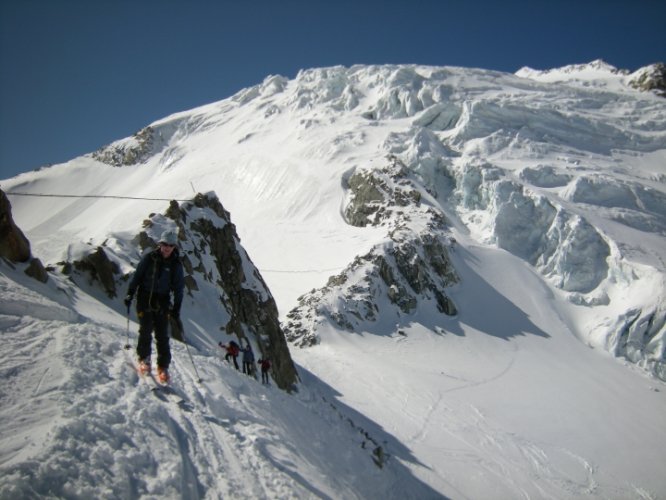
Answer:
[
  {"left": 180, "top": 320, "right": 203, "bottom": 383},
  {"left": 124, "top": 309, "right": 132, "bottom": 350}
]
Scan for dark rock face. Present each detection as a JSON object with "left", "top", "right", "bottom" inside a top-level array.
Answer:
[
  {"left": 284, "top": 157, "right": 458, "bottom": 347},
  {"left": 181, "top": 194, "right": 299, "bottom": 390},
  {"left": 0, "top": 189, "right": 48, "bottom": 283},
  {"left": 343, "top": 157, "right": 422, "bottom": 228},
  {"left": 0, "top": 189, "right": 31, "bottom": 263},
  {"left": 73, "top": 247, "right": 121, "bottom": 298},
  {"left": 24, "top": 258, "right": 48, "bottom": 283}
]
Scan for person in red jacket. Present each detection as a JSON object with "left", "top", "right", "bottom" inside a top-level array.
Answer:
[
  {"left": 218, "top": 340, "right": 240, "bottom": 370},
  {"left": 258, "top": 358, "right": 271, "bottom": 384}
]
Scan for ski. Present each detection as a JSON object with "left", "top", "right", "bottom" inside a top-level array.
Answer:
[
  {"left": 126, "top": 352, "right": 193, "bottom": 411},
  {"left": 145, "top": 373, "right": 193, "bottom": 411}
]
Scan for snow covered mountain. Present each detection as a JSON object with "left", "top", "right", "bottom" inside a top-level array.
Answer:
[{"left": 2, "top": 60, "right": 666, "bottom": 499}]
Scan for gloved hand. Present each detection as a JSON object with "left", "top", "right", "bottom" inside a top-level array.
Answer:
[{"left": 124, "top": 294, "right": 133, "bottom": 310}]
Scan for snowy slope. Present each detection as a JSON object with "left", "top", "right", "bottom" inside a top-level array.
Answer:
[
  {"left": 2, "top": 61, "right": 666, "bottom": 499},
  {"left": 0, "top": 261, "right": 436, "bottom": 498}
]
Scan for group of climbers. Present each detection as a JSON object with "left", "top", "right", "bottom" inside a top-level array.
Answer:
[
  {"left": 124, "top": 229, "right": 272, "bottom": 386},
  {"left": 218, "top": 339, "right": 271, "bottom": 384}
]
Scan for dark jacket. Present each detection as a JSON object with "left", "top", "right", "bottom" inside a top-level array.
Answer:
[
  {"left": 242, "top": 346, "right": 255, "bottom": 362},
  {"left": 128, "top": 248, "right": 184, "bottom": 312},
  {"left": 259, "top": 359, "right": 271, "bottom": 371}
]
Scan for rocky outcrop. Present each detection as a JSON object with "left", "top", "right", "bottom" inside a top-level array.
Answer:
[
  {"left": 123, "top": 194, "right": 297, "bottom": 390},
  {"left": 51, "top": 192, "right": 299, "bottom": 390},
  {"left": 629, "top": 63, "right": 666, "bottom": 97},
  {"left": 284, "top": 158, "right": 458, "bottom": 347},
  {"left": 92, "top": 116, "right": 192, "bottom": 169},
  {"left": 344, "top": 156, "right": 422, "bottom": 227},
  {"left": 0, "top": 189, "right": 48, "bottom": 283},
  {"left": 92, "top": 126, "right": 160, "bottom": 166},
  {"left": 0, "top": 189, "right": 31, "bottom": 262},
  {"left": 174, "top": 194, "right": 298, "bottom": 390},
  {"left": 24, "top": 258, "right": 49, "bottom": 283},
  {"left": 72, "top": 247, "right": 121, "bottom": 298}
]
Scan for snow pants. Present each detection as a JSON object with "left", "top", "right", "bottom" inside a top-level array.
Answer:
[
  {"left": 225, "top": 353, "right": 239, "bottom": 370},
  {"left": 135, "top": 291, "right": 171, "bottom": 368}
]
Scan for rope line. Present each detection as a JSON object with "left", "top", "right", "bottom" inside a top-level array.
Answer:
[
  {"left": 6, "top": 191, "right": 348, "bottom": 275},
  {"left": 4, "top": 192, "right": 191, "bottom": 202},
  {"left": 260, "top": 267, "right": 344, "bottom": 274}
]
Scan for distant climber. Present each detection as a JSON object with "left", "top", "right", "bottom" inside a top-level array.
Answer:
[
  {"left": 258, "top": 358, "right": 271, "bottom": 384},
  {"left": 124, "top": 229, "right": 184, "bottom": 384},
  {"left": 219, "top": 340, "right": 240, "bottom": 370},
  {"left": 241, "top": 342, "right": 256, "bottom": 377}
]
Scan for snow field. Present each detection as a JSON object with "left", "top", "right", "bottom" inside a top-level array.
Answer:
[{"left": 2, "top": 61, "right": 666, "bottom": 498}]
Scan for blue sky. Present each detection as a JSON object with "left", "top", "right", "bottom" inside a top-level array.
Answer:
[{"left": 1, "top": 0, "right": 664, "bottom": 180}]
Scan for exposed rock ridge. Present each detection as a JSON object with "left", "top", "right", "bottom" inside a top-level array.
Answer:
[
  {"left": 92, "top": 126, "right": 160, "bottom": 166},
  {"left": 0, "top": 189, "right": 48, "bottom": 282},
  {"left": 62, "top": 192, "right": 298, "bottom": 390},
  {"left": 629, "top": 63, "right": 666, "bottom": 97},
  {"left": 92, "top": 115, "right": 194, "bottom": 169},
  {"left": 284, "top": 157, "right": 458, "bottom": 347},
  {"left": 173, "top": 194, "right": 298, "bottom": 390}
]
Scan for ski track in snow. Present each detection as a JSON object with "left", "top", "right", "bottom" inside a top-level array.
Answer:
[
  {"left": 432, "top": 403, "right": 599, "bottom": 499},
  {"left": 1, "top": 266, "right": 429, "bottom": 499},
  {"left": 293, "top": 235, "right": 666, "bottom": 498},
  {"left": 2, "top": 320, "right": 294, "bottom": 499}
]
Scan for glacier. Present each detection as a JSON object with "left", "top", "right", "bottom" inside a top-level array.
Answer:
[{"left": 1, "top": 60, "right": 666, "bottom": 498}]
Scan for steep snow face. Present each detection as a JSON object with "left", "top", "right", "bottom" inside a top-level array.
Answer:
[
  {"left": 1, "top": 261, "right": 434, "bottom": 499},
  {"left": 233, "top": 63, "right": 665, "bottom": 374},
  {"left": 4, "top": 61, "right": 666, "bottom": 373}
]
